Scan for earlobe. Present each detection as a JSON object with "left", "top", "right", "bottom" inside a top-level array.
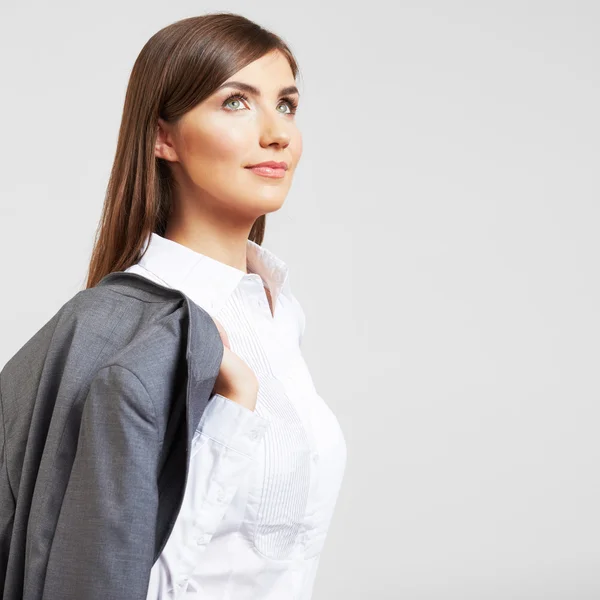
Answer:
[
  {"left": 154, "top": 141, "right": 169, "bottom": 161},
  {"left": 155, "top": 137, "right": 178, "bottom": 162}
]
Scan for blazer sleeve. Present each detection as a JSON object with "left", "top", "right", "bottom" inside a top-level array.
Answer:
[
  {"left": 42, "top": 364, "right": 160, "bottom": 600},
  {"left": 146, "top": 392, "right": 269, "bottom": 598}
]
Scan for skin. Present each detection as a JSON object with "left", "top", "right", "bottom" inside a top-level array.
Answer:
[
  {"left": 154, "top": 48, "right": 302, "bottom": 408},
  {"left": 154, "top": 48, "right": 302, "bottom": 288}
]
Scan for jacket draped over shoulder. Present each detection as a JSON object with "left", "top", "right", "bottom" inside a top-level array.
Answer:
[{"left": 0, "top": 272, "right": 223, "bottom": 600}]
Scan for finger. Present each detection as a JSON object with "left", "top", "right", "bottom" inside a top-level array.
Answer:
[{"left": 212, "top": 317, "right": 230, "bottom": 350}]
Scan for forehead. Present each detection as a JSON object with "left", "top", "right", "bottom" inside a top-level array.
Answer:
[{"left": 223, "top": 51, "right": 295, "bottom": 89}]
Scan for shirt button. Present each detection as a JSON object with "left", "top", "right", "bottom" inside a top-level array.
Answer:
[
  {"left": 249, "top": 429, "right": 259, "bottom": 440},
  {"left": 312, "top": 452, "right": 320, "bottom": 463},
  {"left": 217, "top": 489, "right": 225, "bottom": 502}
]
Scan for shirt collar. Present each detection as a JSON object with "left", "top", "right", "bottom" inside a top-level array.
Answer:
[{"left": 136, "top": 232, "right": 291, "bottom": 315}]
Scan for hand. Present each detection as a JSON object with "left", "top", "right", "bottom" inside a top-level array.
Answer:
[{"left": 211, "top": 317, "right": 259, "bottom": 411}]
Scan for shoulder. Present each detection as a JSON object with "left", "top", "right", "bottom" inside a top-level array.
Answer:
[{"left": 0, "top": 281, "right": 187, "bottom": 399}]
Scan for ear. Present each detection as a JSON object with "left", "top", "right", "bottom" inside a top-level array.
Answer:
[{"left": 155, "top": 117, "right": 179, "bottom": 162}]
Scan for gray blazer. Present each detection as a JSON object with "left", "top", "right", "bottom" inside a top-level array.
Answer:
[{"left": 0, "top": 271, "right": 225, "bottom": 600}]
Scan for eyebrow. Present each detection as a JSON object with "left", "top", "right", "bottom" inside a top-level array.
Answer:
[{"left": 216, "top": 80, "right": 300, "bottom": 98}]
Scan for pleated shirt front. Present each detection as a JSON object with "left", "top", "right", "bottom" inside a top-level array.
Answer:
[{"left": 124, "top": 232, "right": 347, "bottom": 599}]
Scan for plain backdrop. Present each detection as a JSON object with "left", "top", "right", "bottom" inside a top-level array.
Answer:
[{"left": 1, "top": 2, "right": 599, "bottom": 599}]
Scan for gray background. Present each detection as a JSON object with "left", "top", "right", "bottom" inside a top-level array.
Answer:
[{"left": 1, "top": 2, "right": 598, "bottom": 598}]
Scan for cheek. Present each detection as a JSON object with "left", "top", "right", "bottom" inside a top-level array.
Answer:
[
  {"left": 293, "top": 134, "right": 303, "bottom": 162},
  {"left": 184, "top": 125, "right": 246, "bottom": 169},
  {"left": 181, "top": 125, "right": 260, "bottom": 205},
  {"left": 287, "top": 133, "right": 303, "bottom": 175}
]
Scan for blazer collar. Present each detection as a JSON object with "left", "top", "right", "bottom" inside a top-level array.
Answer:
[{"left": 136, "top": 232, "right": 291, "bottom": 315}]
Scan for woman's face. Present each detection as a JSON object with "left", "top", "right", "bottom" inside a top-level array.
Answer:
[{"left": 156, "top": 50, "right": 302, "bottom": 221}]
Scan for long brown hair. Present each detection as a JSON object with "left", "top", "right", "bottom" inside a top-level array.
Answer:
[{"left": 85, "top": 13, "right": 300, "bottom": 289}]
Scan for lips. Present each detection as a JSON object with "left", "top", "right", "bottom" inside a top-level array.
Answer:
[
  {"left": 245, "top": 161, "right": 288, "bottom": 170},
  {"left": 245, "top": 162, "right": 287, "bottom": 179}
]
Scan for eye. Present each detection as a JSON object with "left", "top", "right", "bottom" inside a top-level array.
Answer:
[
  {"left": 222, "top": 92, "right": 250, "bottom": 111},
  {"left": 221, "top": 91, "right": 299, "bottom": 115},
  {"left": 278, "top": 95, "right": 299, "bottom": 115}
]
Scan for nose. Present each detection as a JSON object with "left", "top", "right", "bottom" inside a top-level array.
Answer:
[{"left": 258, "top": 112, "right": 291, "bottom": 149}]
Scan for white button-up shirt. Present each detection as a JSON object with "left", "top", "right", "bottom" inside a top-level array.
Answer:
[{"left": 124, "top": 232, "right": 347, "bottom": 599}]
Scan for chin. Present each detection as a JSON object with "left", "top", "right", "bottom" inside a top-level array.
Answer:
[
  {"left": 241, "top": 187, "right": 288, "bottom": 210},
  {"left": 255, "top": 196, "right": 286, "bottom": 214}
]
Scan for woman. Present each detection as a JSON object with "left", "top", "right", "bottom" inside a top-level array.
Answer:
[{"left": 86, "top": 12, "right": 347, "bottom": 598}]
